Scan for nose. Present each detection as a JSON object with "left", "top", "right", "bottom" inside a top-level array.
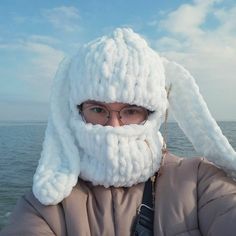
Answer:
[{"left": 106, "top": 112, "right": 122, "bottom": 127}]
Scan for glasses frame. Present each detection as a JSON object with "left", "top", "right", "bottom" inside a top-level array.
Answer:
[{"left": 77, "top": 102, "right": 153, "bottom": 126}]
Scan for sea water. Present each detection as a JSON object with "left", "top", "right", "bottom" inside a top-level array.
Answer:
[{"left": 0, "top": 121, "right": 236, "bottom": 229}]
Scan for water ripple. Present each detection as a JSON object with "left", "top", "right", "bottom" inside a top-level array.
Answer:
[{"left": 0, "top": 121, "right": 236, "bottom": 229}]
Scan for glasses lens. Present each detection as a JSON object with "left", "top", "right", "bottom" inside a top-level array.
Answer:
[
  {"left": 82, "top": 105, "right": 109, "bottom": 125},
  {"left": 120, "top": 106, "right": 148, "bottom": 124}
]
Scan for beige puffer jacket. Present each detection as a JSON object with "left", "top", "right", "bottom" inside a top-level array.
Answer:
[{"left": 1, "top": 153, "right": 236, "bottom": 236}]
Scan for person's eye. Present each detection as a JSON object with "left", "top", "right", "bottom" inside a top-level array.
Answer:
[
  {"left": 126, "top": 109, "right": 137, "bottom": 115},
  {"left": 90, "top": 106, "right": 106, "bottom": 114},
  {"left": 123, "top": 107, "right": 141, "bottom": 116}
]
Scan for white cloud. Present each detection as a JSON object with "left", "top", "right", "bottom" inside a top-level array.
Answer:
[
  {"left": 23, "top": 41, "right": 64, "bottom": 83},
  {"left": 214, "top": 6, "right": 236, "bottom": 34},
  {"left": 28, "top": 35, "right": 61, "bottom": 45},
  {"left": 42, "top": 6, "right": 80, "bottom": 32},
  {"left": 159, "top": 5, "right": 204, "bottom": 37},
  {"left": 154, "top": 37, "right": 183, "bottom": 51},
  {"left": 0, "top": 38, "right": 65, "bottom": 102},
  {"left": 152, "top": 0, "right": 236, "bottom": 120}
]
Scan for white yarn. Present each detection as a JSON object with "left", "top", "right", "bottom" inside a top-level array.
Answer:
[
  {"left": 70, "top": 116, "right": 163, "bottom": 187},
  {"left": 69, "top": 28, "right": 167, "bottom": 112},
  {"left": 163, "top": 59, "right": 236, "bottom": 176},
  {"left": 33, "top": 27, "right": 236, "bottom": 205},
  {"left": 33, "top": 58, "right": 80, "bottom": 205}
]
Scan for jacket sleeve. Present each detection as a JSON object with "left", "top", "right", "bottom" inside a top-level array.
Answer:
[
  {"left": 198, "top": 158, "right": 236, "bottom": 236},
  {"left": 0, "top": 195, "right": 56, "bottom": 236}
]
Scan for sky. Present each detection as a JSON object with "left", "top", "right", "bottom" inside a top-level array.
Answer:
[{"left": 0, "top": 0, "right": 236, "bottom": 121}]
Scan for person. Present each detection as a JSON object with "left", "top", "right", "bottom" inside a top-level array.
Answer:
[{"left": 1, "top": 28, "right": 236, "bottom": 236}]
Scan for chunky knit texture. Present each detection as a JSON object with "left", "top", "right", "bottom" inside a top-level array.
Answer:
[
  {"left": 69, "top": 28, "right": 167, "bottom": 113},
  {"left": 33, "top": 28, "right": 236, "bottom": 205},
  {"left": 163, "top": 59, "right": 236, "bottom": 175},
  {"left": 70, "top": 118, "right": 163, "bottom": 187}
]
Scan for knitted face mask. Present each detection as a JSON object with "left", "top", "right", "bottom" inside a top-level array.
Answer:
[
  {"left": 69, "top": 113, "right": 163, "bottom": 187},
  {"left": 33, "top": 28, "right": 236, "bottom": 205}
]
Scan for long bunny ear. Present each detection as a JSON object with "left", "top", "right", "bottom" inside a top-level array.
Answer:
[
  {"left": 33, "top": 58, "right": 80, "bottom": 205},
  {"left": 162, "top": 58, "right": 236, "bottom": 178}
]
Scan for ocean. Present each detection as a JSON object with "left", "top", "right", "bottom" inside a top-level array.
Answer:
[{"left": 0, "top": 121, "right": 236, "bottom": 229}]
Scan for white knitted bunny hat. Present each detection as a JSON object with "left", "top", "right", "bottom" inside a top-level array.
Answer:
[{"left": 33, "top": 28, "right": 236, "bottom": 205}]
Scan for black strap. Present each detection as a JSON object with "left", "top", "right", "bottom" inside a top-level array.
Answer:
[
  {"left": 131, "top": 178, "right": 154, "bottom": 236},
  {"left": 142, "top": 177, "right": 153, "bottom": 209}
]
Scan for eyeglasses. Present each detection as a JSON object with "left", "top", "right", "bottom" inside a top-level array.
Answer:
[{"left": 77, "top": 102, "right": 152, "bottom": 125}]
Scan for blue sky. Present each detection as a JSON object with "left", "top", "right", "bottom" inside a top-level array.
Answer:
[{"left": 0, "top": 0, "right": 236, "bottom": 121}]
